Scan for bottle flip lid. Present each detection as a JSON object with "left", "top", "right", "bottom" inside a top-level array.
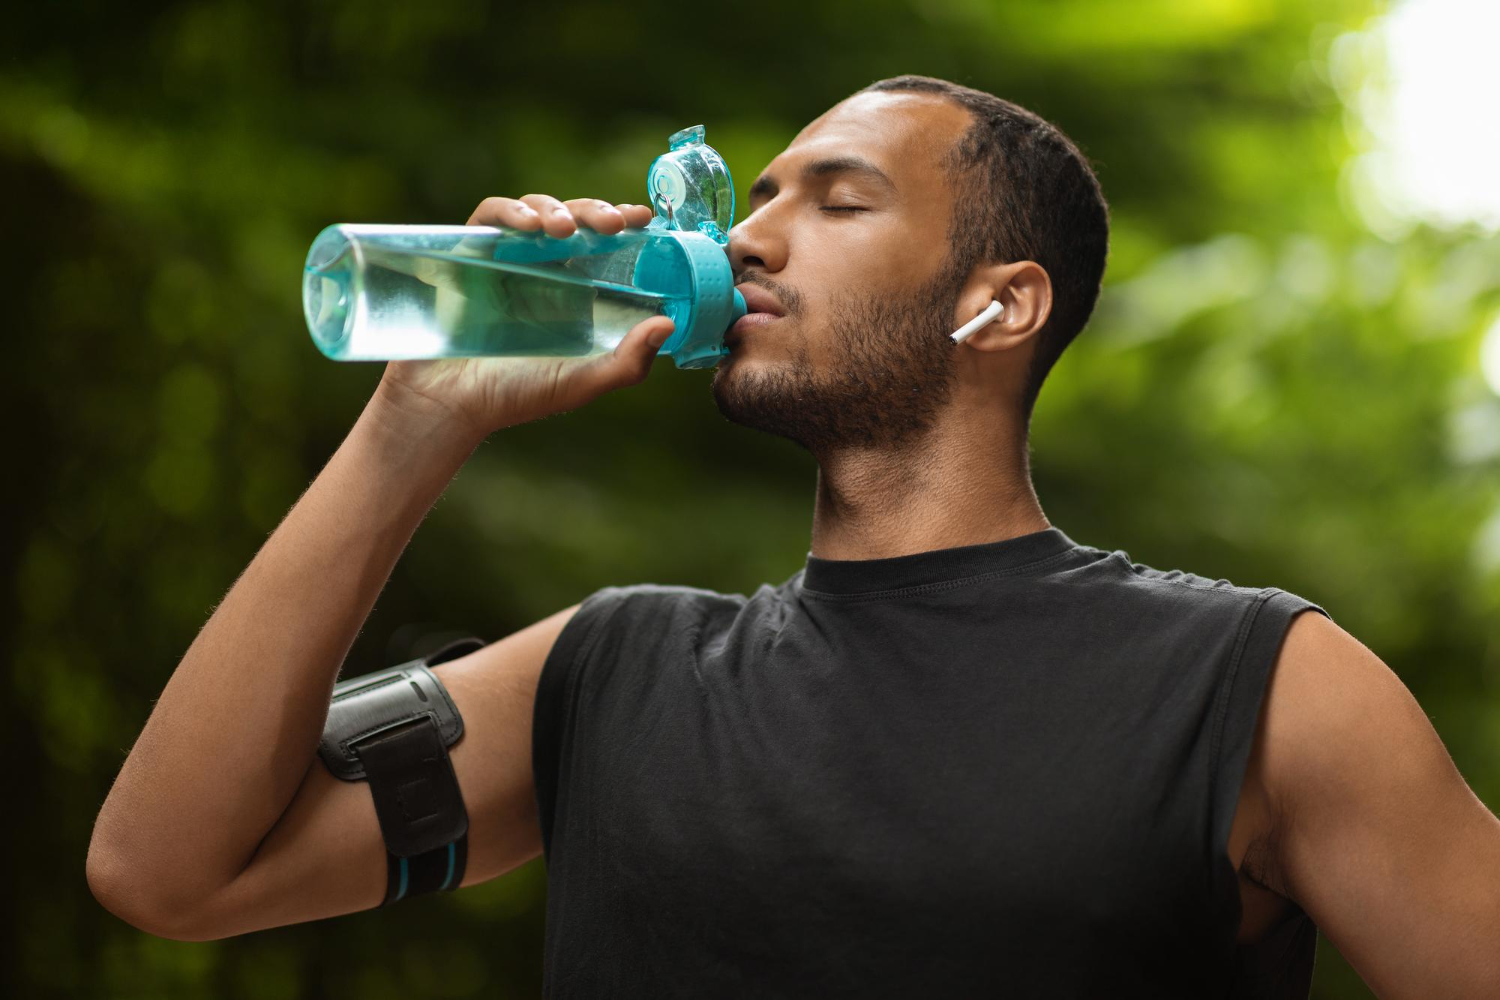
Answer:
[
  {"left": 647, "top": 125, "right": 735, "bottom": 245},
  {"left": 644, "top": 126, "right": 747, "bottom": 368}
]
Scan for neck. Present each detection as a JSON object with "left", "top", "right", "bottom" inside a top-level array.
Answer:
[{"left": 807, "top": 406, "right": 1049, "bottom": 561}]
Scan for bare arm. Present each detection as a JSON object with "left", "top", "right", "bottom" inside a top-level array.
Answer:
[
  {"left": 86, "top": 384, "right": 484, "bottom": 934},
  {"left": 87, "top": 196, "right": 670, "bottom": 939},
  {"left": 151, "top": 602, "right": 581, "bottom": 940},
  {"left": 1262, "top": 611, "right": 1500, "bottom": 997}
]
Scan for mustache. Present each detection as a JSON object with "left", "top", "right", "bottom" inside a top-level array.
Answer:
[{"left": 736, "top": 272, "right": 803, "bottom": 318}]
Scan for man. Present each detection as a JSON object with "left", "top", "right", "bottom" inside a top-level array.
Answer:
[{"left": 87, "top": 75, "right": 1500, "bottom": 997}]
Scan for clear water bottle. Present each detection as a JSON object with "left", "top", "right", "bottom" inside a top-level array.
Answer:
[{"left": 302, "top": 125, "right": 748, "bottom": 370}]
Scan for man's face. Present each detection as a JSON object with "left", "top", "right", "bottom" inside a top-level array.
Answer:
[{"left": 711, "top": 91, "right": 975, "bottom": 455}]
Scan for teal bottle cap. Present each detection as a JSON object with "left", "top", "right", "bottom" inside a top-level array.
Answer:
[
  {"left": 651, "top": 236, "right": 745, "bottom": 369},
  {"left": 641, "top": 125, "right": 745, "bottom": 369}
]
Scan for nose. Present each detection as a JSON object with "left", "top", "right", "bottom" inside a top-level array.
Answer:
[{"left": 728, "top": 210, "right": 787, "bottom": 276}]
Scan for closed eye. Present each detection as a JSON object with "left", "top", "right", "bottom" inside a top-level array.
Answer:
[{"left": 820, "top": 206, "right": 867, "bottom": 214}]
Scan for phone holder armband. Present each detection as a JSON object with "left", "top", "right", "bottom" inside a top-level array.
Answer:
[{"left": 318, "top": 636, "right": 484, "bottom": 906}]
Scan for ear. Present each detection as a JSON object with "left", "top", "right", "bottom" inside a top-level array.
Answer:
[{"left": 952, "top": 261, "right": 1052, "bottom": 354}]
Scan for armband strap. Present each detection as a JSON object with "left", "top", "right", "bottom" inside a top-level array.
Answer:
[{"left": 318, "top": 636, "right": 484, "bottom": 906}]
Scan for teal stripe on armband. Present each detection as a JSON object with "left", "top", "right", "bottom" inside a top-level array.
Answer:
[
  {"left": 395, "top": 857, "right": 409, "bottom": 902},
  {"left": 440, "top": 842, "right": 456, "bottom": 890}
]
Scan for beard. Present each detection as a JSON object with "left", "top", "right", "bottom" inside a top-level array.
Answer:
[{"left": 710, "top": 265, "right": 964, "bottom": 454}]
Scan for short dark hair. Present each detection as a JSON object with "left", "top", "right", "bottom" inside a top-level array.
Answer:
[{"left": 854, "top": 75, "right": 1110, "bottom": 433}]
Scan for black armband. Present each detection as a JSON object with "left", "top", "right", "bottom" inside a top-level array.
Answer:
[{"left": 318, "top": 637, "right": 483, "bottom": 906}]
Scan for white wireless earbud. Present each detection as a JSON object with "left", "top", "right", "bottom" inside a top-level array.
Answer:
[{"left": 950, "top": 299, "right": 1004, "bottom": 344}]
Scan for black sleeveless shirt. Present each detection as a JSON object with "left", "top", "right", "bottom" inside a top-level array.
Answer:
[{"left": 531, "top": 526, "right": 1331, "bottom": 997}]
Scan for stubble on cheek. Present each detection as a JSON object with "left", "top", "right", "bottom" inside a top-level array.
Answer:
[{"left": 710, "top": 273, "right": 962, "bottom": 453}]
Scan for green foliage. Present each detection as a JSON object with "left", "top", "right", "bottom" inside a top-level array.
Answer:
[{"left": 7, "top": 1, "right": 1497, "bottom": 997}]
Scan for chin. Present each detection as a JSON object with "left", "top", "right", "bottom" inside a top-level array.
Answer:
[
  {"left": 713, "top": 345, "right": 772, "bottom": 379},
  {"left": 710, "top": 356, "right": 736, "bottom": 392},
  {"left": 715, "top": 343, "right": 755, "bottom": 373}
]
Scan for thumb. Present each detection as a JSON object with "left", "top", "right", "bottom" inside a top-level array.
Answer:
[
  {"left": 618, "top": 316, "right": 676, "bottom": 383},
  {"left": 574, "top": 316, "right": 677, "bottom": 398}
]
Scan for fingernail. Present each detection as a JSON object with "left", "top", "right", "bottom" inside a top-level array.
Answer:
[
  {"left": 517, "top": 206, "right": 539, "bottom": 219},
  {"left": 553, "top": 206, "right": 571, "bottom": 216}
]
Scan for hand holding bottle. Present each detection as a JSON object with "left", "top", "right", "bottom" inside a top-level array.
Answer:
[{"left": 375, "top": 195, "right": 677, "bottom": 442}]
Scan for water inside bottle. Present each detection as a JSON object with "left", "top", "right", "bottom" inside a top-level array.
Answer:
[{"left": 306, "top": 239, "right": 675, "bottom": 361}]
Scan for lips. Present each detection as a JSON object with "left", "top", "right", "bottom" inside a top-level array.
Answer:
[{"left": 736, "top": 283, "right": 786, "bottom": 318}]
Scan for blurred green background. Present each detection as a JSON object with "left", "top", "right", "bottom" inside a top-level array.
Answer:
[{"left": 6, "top": 0, "right": 1499, "bottom": 996}]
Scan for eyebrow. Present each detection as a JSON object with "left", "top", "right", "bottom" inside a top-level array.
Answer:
[{"left": 747, "top": 156, "right": 897, "bottom": 203}]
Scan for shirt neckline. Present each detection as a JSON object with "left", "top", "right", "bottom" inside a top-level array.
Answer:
[{"left": 796, "top": 525, "right": 1083, "bottom": 596}]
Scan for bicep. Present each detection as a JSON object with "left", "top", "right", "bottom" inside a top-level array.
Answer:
[
  {"left": 1264, "top": 611, "right": 1500, "bottom": 998},
  {"left": 186, "top": 603, "right": 581, "bottom": 940}
]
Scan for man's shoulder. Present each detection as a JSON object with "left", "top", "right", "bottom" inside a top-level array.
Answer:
[
  {"left": 585, "top": 580, "right": 752, "bottom": 608},
  {"left": 1101, "top": 548, "right": 1263, "bottom": 599},
  {"left": 1064, "top": 546, "right": 1327, "bottom": 635},
  {"left": 570, "top": 580, "right": 756, "bottom": 631}
]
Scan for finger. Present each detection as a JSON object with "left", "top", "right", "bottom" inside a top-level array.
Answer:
[
  {"left": 466, "top": 196, "right": 543, "bottom": 231},
  {"left": 615, "top": 203, "right": 653, "bottom": 229},
  {"left": 519, "top": 194, "right": 577, "bottom": 237},
  {"left": 565, "top": 198, "right": 627, "bottom": 235},
  {"left": 577, "top": 316, "right": 676, "bottom": 396}
]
